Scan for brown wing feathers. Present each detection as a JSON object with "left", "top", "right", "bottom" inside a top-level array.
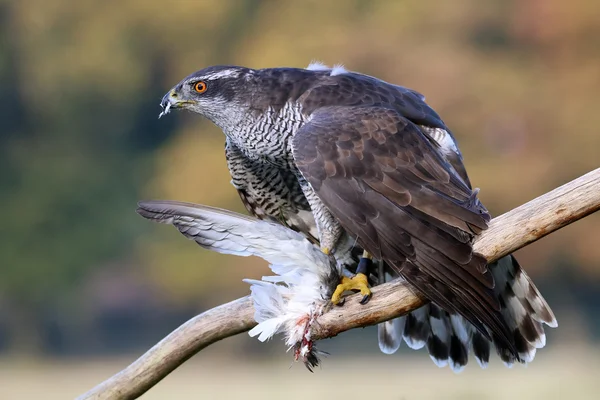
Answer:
[
  {"left": 294, "top": 106, "right": 519, "bottom": 357},
  {"left": 324, "top": 178, "right": 512, "bottom": 346}
]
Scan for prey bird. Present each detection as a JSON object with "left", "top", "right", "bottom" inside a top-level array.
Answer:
[
  {"left": 158, "top": 62, "right": 556, "bottom": 368},
  {"left": 137, "top": 200, "right": 341, "bottom": 371}
]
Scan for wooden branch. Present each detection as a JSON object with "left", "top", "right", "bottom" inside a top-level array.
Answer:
[
  {"left": 78, "top": 168, "right": 600, "bottom": 400},
  {"left": 77, "top": 296, "right": 255, "bottom": 400}
]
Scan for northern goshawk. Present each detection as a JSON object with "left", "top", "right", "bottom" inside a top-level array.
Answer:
[{"left": 158, "top": 62, "right": 557, "bottom": 368}]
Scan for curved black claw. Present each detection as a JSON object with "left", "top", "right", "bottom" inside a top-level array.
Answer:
[
  {"left": 336, "top": 297, "right": 346, "bottom": 307},
  {"left": 360, "top": 293, "right": 372, "bottom": 305}
]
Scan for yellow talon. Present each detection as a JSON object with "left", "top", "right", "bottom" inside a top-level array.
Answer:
[{"left": 331, "top": 273, "right": 372, "bottom": 305}]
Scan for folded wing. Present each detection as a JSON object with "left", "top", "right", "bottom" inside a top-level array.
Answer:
[{"left": 292, "top": 105, "right": 518, "bottom": 355}]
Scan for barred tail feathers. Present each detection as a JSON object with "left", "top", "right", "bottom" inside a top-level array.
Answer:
[
  {"left": 378, "top": 317, "right": 405, "bottom": 354},
  {"left": 382, "top": 255, "right": 556, "bottom": 371},
  {"left": 490, "top": 255, "right": 557, "bottom": 366},
  {"left": 377, "top": 267, "right": 406, "bottom": 355}
]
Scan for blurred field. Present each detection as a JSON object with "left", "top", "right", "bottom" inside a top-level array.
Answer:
[
  {"left": 2, "top": 346, "right": 598, "bottom": 399},
  {"left": 1, "top": 0, "right": 599, "bottom": 390}
]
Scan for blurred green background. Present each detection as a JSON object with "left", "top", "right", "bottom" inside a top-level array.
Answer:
[{"left": 0, "top": 0, "right": 599, "bottom": 398}]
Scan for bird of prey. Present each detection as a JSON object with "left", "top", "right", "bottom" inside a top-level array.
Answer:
[
  {"left": 158, "top": 62, "right": 557, "bottom": 367},
  {"left": 137, "top": 200, "right": 340, "bottom": 371}
]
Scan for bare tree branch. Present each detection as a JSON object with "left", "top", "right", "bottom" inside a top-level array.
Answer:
[{"left": 78, "top": 168, "right": 600, "bottom": 400}]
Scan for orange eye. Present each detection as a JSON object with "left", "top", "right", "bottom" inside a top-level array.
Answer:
[{"left": 194, "top": 81, "right": 207, "bottom": 93}]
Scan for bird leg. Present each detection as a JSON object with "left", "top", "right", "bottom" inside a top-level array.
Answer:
[
  {"left": 297, "top": 177, "right": 343, "bottom": 255},
  {"left": 331, "top": 250, "right": 373, "bottom": 305}
]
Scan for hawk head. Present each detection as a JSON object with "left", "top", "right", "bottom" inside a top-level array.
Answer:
[{"left": 159, "top": 65, "right": 254, "bottom": 124}]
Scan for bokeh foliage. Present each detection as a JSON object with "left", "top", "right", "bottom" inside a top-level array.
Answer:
[{"left": 0, "top": 0, "right": 598, "bottom": 353}]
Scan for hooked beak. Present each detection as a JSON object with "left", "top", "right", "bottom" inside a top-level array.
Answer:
[{"left": 159, "top": 89, "right": 193, "bottom": 119}]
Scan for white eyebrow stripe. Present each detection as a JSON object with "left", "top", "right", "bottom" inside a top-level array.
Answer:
[{"left": 203, "top": 69, "right": 243, "bottom": 80}]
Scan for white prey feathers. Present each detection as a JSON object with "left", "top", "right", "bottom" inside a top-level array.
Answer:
[{"left": 137, "top": 200, "right": 339, "bottom": 369}]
